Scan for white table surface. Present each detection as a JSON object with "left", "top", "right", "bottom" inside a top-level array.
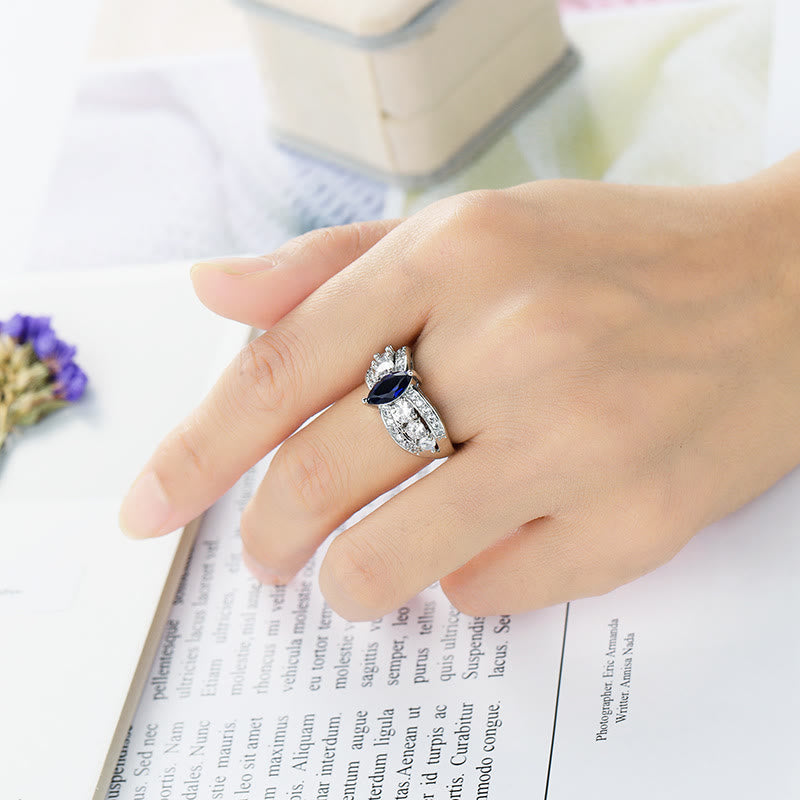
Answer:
[
  {"left": 0, "top": 0, "right": 247, "bottom": 276},
  {"left": 0, "top": 3, "right": 99, "bottom": 273},
  {"left": 766, "top": 0, "right": 800, "bottom": 163}
]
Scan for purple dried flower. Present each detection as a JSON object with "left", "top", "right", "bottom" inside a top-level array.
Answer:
[
  {"left": 34, "top": 328, "right": 58, "bottom": 359},
  {"left": 0, "top": 313, "right": 88, "bottom": 452},
  {"left": 26, "top": 316, "right": 52, "bottom": 340},
  {"left": 55, "top": 361, "right": 89, "bottom": 402},
  {"left": 49, "top": 339, "right": 78, "bottom": 369},
  {"left": 4, "top": 313, "right": 27, "bottom": 340},
  {"left": 3, "top": 313, "right": 53, "bottom": 346}
]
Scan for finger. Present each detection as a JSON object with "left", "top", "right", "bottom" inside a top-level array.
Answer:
[
  {"left": 190, "top": 219, "right": 404, "bottom": 329},
  {"left": 440, "top": 518, "right": 578, "bottom": 615},
  {"left": 318, "top": 444, "right": 527, "bottom": 621},
  {"left": 438, "top": 514, "right": 684, "bottom": 616},
  {"left": 239, "top": 383, "right": 433, "bottom": 585},
  {"left": 119, "top": 226, "right": 438, "bottom": 540}
]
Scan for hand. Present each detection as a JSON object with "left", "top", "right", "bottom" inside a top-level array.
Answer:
[{"left": 119, "top": 159, "right": 800, "bottom": 620}]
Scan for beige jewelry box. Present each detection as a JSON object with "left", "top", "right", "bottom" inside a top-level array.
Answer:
[{"left": 236, "top": 0, "right": 577, "bottom": 185}]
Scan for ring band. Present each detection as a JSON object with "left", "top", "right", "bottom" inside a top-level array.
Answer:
[{"left": 362, "top": 345, "right": 454, "bottom": 458}]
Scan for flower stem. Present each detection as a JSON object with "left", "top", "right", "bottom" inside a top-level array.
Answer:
[{"left": 0, "top": 402, "right": 9, "bottom": 453}]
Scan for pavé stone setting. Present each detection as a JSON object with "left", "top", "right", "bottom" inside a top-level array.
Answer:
[{"left": 362, "top": 345, "right": 453, "bottom": 458}]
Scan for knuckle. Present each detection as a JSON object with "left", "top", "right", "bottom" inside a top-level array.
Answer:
[
  {"left": 505, "top": 178, "right": 575, "bottom": 236},
  {"left": 307, "top": 226, "right": 341, "bottom": 257},
  {"left": 325, "top": 535, "right": 399, "bottom": 618},
  {"left": 288, "top": 223, "right": 364, "bottom": 267},
  {"left": 478, "top": 304, "right": 541, "bottom": 380},
  {"left": 595, "top": 511, "right": 679, "bottom": 591},
  {"left": 414, "top": 189, "right": 507, "bottom": 272},
  {"left": 272, "top": 434, "right": 341, "bottom": 518},
  {"left": 165, "top": 413, "right": 209, "bottom": 479},
  {"left": 324, "top": 224, "right": 363, "bottom": 265},
  {"left": 235, "top": 326, "right": 305, "bottom": 414},
  {"left": 265, "top": 227, "right": 327, "bottom": 265},
  {"left": 431, "top": 188, "right": 504, "bottom": 231}
]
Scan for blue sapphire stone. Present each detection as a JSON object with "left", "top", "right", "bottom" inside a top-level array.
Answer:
[{"left": 367, "top": 372, "right": 412, "bottom": 405}]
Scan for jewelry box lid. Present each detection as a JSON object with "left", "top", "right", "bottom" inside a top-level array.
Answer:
[{"left": 234, "top": 0, "right": 457, "bottom": 48}]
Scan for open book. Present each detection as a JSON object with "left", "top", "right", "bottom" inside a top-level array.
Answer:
[
  {"left": 5, "top": 254, "right": 800, "bottom": 800},
  {"left": 3, "top": 265, "right": 800, "bottom": 800},
  {"left": 106, "top": 424, "right": 800, "bottom": 800}
]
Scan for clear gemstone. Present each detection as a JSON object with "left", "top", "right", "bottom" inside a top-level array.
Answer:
[
  {"left": 407, "top": 391, "right": 445, "bottom": 437},
  {"left": 388, "top": 398, "right": 413, "bottom": 424},
  {"left": 374, "top": 357, "right": 395, "bottom": 378},
  {"left": 394, "top": 346, "right": 409, "bottom": 372},
  {"left": 405, "top": 418, "right": 426, "bottom": 439},
  {"left": 398, "top": 397, "right": 413, "bottom": 412},
  {"left": 379, "top": 407, "right": 415, "bottom": 454},
  {"left": 376, "top": 381, "right": 444, "bottom": 456},
  {"left": 419, "top": 432, "right": 436, "bottom": 450}
]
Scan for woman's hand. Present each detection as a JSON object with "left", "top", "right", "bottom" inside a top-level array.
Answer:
[{"left": 119, "top": 159, "right": 800, "bottom": 621}]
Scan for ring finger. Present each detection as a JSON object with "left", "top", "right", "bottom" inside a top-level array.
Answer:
[{"left": 240, "top": 381, "right": 440, "bottom": 584}]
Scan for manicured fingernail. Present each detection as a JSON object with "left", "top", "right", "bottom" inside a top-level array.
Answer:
[
  {"left": 242, "top": 548, "right": 292, "bottom": 586},
  {"left": 119, "top": 470, "right": 172, "bottom": 538},
  {"left": 191, "top": 256, "right": 275, "bottom": 276}
]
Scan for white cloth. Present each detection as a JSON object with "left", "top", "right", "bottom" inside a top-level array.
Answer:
[
  {"left": 25, "top": 54, "right": 387, "bottom": 272},
  {"left": 27, "top": 0, "right": 772, "bottom": 271},
  {"left": 388, "top": 0, "right": 773, "bottom": 214}
]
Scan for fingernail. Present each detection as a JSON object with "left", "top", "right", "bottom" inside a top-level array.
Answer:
[
  {"left": 119, "top": 470, "right": 172, "bottom": 538},
  {"left": 242, "top": 548, "right": 292, "bottom": 586},
  {"left": 191, "top": 256, "right": 275, "bottom": 276}
]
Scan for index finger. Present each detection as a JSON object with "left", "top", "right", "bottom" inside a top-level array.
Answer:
[{"left": 118, "top": 225, "right": 433, "bottom": 539}]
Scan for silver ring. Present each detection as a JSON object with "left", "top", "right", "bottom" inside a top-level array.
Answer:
[{"left": 362, "top": 345, "right": 454, "bottom": 458}]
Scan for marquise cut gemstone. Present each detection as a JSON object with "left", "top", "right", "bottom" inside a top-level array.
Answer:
[{"left": 366, "top": 372, "right": 412, "bottom": 405}]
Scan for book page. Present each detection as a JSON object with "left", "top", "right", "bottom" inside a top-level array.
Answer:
[
  {"left": 0, "top": 265, "right": 247, "bottom": 800},
  {"left": 108, "top": 457, "right": 800, "bottom": 800},
  {"left": 547, "top": 468, "right": 800, "bottom": 797},
  {"left": 106, "top": 453, "right": 569, "bottom": 800},
  {"left": 104, "top": 4, "right": 800, "bottom": 792}
]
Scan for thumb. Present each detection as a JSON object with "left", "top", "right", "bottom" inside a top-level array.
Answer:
[{"left": 190, "top": 218, "right": 405, "bottom": 329}]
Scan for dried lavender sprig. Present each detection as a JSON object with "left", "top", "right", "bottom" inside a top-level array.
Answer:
[{"left": 0, "top": 315, "right": 88, "bottom": 452}]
